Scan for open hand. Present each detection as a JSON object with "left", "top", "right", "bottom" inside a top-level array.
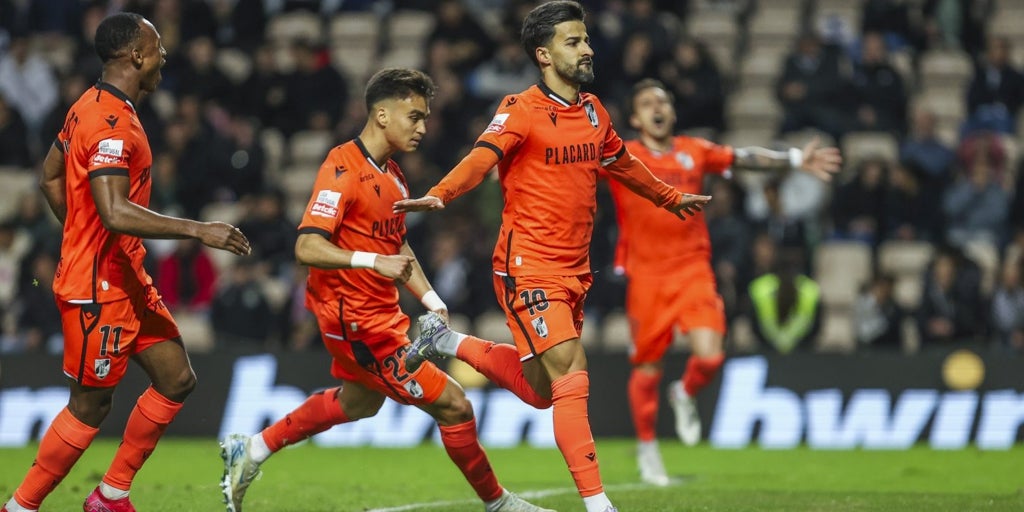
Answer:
[
  {"left": 393, "top": 195, "right": 444, "bottom": 214},
  {"left": 799, "top": 137, "right": 843, "bottom": 182},
  {"left": 197, "top": 222, "right": 251, "bottom": 255},
  {"left": 667, "top": 193, "right": 712, "bottom": 220}
]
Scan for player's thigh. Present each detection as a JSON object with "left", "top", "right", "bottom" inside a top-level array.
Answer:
[
  {"left": 625, "top": 277, "right": 675, "bottom": 366},
  {"left": 493, "top": 273, "right": 589, "bottom": 361},
  {"left": 337, "top": 379, "right": 386, "bottom": 420},
  {"left": 132, "top": 289, "right": 194, "bottom": 397},
  {"left": 59, "top": 299, "right": 143, "bottom": 387},
  {"left": 677, "top": 270, "right": 727, "bottom": 342}
]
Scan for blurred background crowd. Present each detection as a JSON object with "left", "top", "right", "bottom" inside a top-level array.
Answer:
[{"left": 0, "top": 0, "right": 1022, "bottom": 357}]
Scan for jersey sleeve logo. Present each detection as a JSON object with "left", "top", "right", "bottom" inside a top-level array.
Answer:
[
  {"left": 310, "top": 189, "right": 341, "bottom": 218},
  {"left": 97, "top": 138, "right": 124, "bottom": 156},
  {"left": 484, "top": 113, "right": 510, "bottom": 134}
]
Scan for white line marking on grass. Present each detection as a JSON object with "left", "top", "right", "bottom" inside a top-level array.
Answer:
[{"left": 366, "top": 480, "right": 685, "bottom": 512}]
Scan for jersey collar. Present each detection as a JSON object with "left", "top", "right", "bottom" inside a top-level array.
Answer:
[
  {"left": 95, "top": 81, "right": 136, "bottom": 111},
  {"left": 536, "top": 80, "right": 578, "bottom": 107},
  {"left": 354, "top": 137, "right": 387, "bottom": 173}
]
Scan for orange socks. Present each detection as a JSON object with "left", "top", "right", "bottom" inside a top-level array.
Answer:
[
  {"left": 13, "top": 407, "right": 99, "bottom": 509},
  {"left": 102, "top": 386, "right": 183, "bottom": 490},
  {"left": 551, "top": 371, "right": 603, "bottom": 497},
  {"left": 628, "top": 369, "right": 661, "bottom": 442},
  {"left": 438, "top": 419, "right": 502, "bottom": 502},
  {"left": 457, "top": 337, "right": 552, "bottom": 409},
  {"left": 262, "top": 387, "right": 348, "bottom": 452},
  {"left": 682, "top": 354, "right": 725, "bottom": 397}
]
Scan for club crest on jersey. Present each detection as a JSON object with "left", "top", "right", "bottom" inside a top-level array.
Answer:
[
  {"left": 485, "top": 113, "right": 510, "bottom": 134},
  {"left": 675, "top": 151, "right": 695, "bottom": 170},
  {"left": 311, "top": 189, "right": 341, "bottom": 218},
  {"left": 403, "top": 379, "right": 424, "bottom": 399},
  {"left": 94, "top": 358, "right": 111, "bottom": 379},
  {"left": 583, "top": 102, "right": 599, "bottom": 128},
  {"left": 531, "top": 316, "right": 549, "bottom": 338}
]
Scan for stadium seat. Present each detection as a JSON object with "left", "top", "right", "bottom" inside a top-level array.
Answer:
[
  {"left": 878, "top": 240, "right": 935, "bottom": 277},
  {"left": 0, "top": 168, "right": 37, "bottom": 219},
  {"left": 920, "top": 50, "right": 973, "bottom": 89},
  {"left": 290, "top": 130, "right": 335, "bottom": 166},
  {"left": 267, "top": 11, "right": 324, "bottom": 45},
  {"left": 739, "top": 47, "right": 786, "bottom": 88},
  {"left": 216, "top": 48, "right": 253, "bottom": 84},
  {"left": 892, "top": 275, "right": 925, "bottom": 310},
  {"left": 279, "top": 165, "right": 320, "bottom": 206},
  {"left": 963, "top": 239, "right": 1000, "bottom": 295},
  {"left": 475, "top": 310, "right": 514, "bottom": 345},
  {"left": 814, "top": 241, "right": 872, "bottom": 309},
  {"left": 378, "top": 46, "right": 425, "bottom": 73},
  {"left": 687, "top": 12, "right": 738, "bottom": 47},
  {"left": 726, "top": 87, "right": 782, "bottom": 131},
  {"left": 329, "top": 11, "right": 380, "bottom": 43},
  {"left": 261, "top": 127, "right": 286, "bottom": 177},
  {"left": 720, "top": 128, "right": 776, "bottom": 149},
  {"left": 602, "top": 312, "right": 632, "bottom": 351},
  {"left": 914, "top": 89, "right": 966, "bottom": 128},
  {"left": 747, "top": 10, "right": 801, "bottom": 50},
  {"left": 782, "top": 128, "right": 836, "bottom": 150},
  {"left": 816, "top": 308, "right": 854, "bottom": 353},
  {"left": 703, "top": 41, "right": 736, "bottom": 79},
  {"left": 579, "top": 319, "right": 599, "bottom": 348},
  {"left": 388, "top": 11, "right": 435, "bottom": 47},
  {"left": 260, "top": 277, "right": 291, "bottom": 313},
  {"left": 176, "top": 311, "right": 214, "bottom": 352},
  {"left": 841, "top": 131, "right": 898, "bottom": 164},
  {"left": 147, "top": 89, "right": 176, "bottom": 122},
  {"left": 330, "top": 41, "right": 377, "bottom": 83},
  {"left": 199, "top": 201, "right": 245, "bottom": 225}
]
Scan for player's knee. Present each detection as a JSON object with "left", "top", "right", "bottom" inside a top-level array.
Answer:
[
  {"left": 438, "top": 395, "right": 475, "bottom": 425},
  {"left": 68, "top": 392, "right": 113, "bottom": 426},
  {"left": 161, "top": 368, "right": 197, "bottom": 400}
]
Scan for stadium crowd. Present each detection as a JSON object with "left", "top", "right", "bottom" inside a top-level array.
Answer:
[{"left": 0, "top": 0, "right": 1022, "bottom": 356}]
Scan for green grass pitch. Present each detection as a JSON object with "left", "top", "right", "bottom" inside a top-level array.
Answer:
[{"left": 1, "top": 439, "right": 1022, "bottom": 511}]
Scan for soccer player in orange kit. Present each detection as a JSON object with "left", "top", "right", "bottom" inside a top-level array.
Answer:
[
  {"left": 2, "top": 13, "right": 250, "bottom": 512},
  {"left": 395, "top": 3, "right": 711, "bottom": 512},
  {"left": 612, "top": 79, "right": 840, "bottom": 485},
  {"left": 219, "top": 68, "right": 552, "bottom": 512}
]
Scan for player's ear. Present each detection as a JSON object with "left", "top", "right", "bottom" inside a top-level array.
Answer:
[
  {"left": 131, "top": 46, "right": 143, "bottom": 69},
  {"left": 535, "top": 46, "right": 551, "bottom": 67},
  {"left": 375, "top": 105, "right": 389, "bottom": 127},
  {"left": 629, "top": 113, "right": 642, "bottom": 130}
]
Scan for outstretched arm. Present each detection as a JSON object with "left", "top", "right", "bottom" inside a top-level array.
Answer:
[
  {"left": 604, "top": 151, "right": 711, "bottom": 220},
  {"left": 40, "top": 143, "right": 67, "bottom": 223},
  {"left": 400, "top": 240, "right": 448, "bottom": 322},
  {"left": 91, "top": 174, "right": 251, "bottom": 255},
  {"left": 733, "top": 137, "right": 842, "bottom": 181},
  {"left": 393, "top": 146, "right": 500, "bottom": 213}
]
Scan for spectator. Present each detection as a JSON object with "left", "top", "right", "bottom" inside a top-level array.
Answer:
[
  {"left": 922, "top": 0, "right": 993, "bottom": 55},
  {"left": 964, "top": 36, "right": 1024, "bottom": 135},
  {"left": 211, "top": 259, "right": 274, "bottom": 349},
  {"left": 156, "top": 238, "right": 218, "bottom": 311},
  {"left": 0, "top": 33, "right": 57, "bottom": 154},
  {"left": 942, "top": 148, "right": 1009, "bottom": 247},
  {"left": 900, "top": 106, "right": 954, "bottom": 187},
  {"left": 831, "top": 158, "right": 888, "bottom": 244},
  {"left": 11, "top": 252, "right": 61, "bottom": 354},
  {"left": 0, "top": 94, "right": 31, "bottom": 167},
  {"left": 861, "top": 0, "right": 922, "bottom": 51},
  {"left": 748, "top": 251, "right": 822, "bottom": 354},
  {"left": 467, "top": 37, "right": 535, "bottom": 102},
  {"left": 215, "top": 114, "right": 267, "bottom": 201},
  {"left": 12, "top": 193, "right": 60, "bottom": 256},
  {"left": 706, "top": 178, "right": 750, "bottom": 319},
  {"left": 991, "top": 256, "right": 1024, "bottom": 351},
  {"left": 884, "top": 161, "right": 933, "bottom": 242},
  {"left": 173, "top": 36, "right": 233, "bottom": 102},
  {"left": 852, "top": 32, "right": 907, "bottom": 135},
  {"left": 427, "top": 231, "right": 471, "bottom": 313},
  {"left": 237, "top": 188, "right": 296, "bottom": 278},
  {"left": 776, "top": 32, "right": 852, "bottom": 140},
  {"left": 917, "top": 249, "right": 986, "bottom": 345},
  {"left": 754, "top": 179, "right": 811, "bottom": 259},
  {"left": 0, "top": 220, "right": 30, "bottom": 331},
  {"left": 425, "top": 0, "right": 494, "bottom": 74},
  {"left": 854, "top": 274, "right": 905, "bottom": 350},
  {"left": 40, "top": 73, "right": 89, "bottom": 156},
  {"left": 281, "top": 41, "right": 347, "bottom": 135},
  {"left": 658, "top": 38, "right": 725, "bottom": 133}
]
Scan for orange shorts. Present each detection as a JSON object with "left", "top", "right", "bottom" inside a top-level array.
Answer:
[
  {"left": 308, "top": 299, "right": 447, "bottom": 406},
  {"left": 60, "top": 285, "right": 180, "bottom": 387},
  {"left": 626, "top": 262, "right": 725, "bottom": 365},
  {"left": 493, "top": 273, "right": 593, "bottom": 361}
]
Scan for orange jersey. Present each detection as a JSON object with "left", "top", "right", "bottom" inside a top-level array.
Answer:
[
  {"left": 298, "top": 138, "right": 410, "bottom": 338},
  {"left": 53, "top": 82, "right": 154, "bottom": 303},
  {"left": 470, "top": 84, "right": 626, "bottom": 276},
  {"left": 610, "top": 136, "right": 734, "bottom": 277}
]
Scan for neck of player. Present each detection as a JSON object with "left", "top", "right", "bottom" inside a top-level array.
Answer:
[
  {"left": 100, "top": 68, "right": 145, "bottom": 104},
  {"left": 542, "top": 69, "right": 580, "bottom": 104},
  {"left": 357, "top": 126, "right": 396, "bottom": 167},
  {"left": 639, "top": 131, "right": 673, "bottom": 154}
]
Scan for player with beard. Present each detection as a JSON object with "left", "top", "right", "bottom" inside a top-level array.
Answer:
[
  {"left": 395, "top": 3, "right": 709, "bottom": 512},
  {"left": 611, "top": 79, "right": 840, "bottom": 486}
]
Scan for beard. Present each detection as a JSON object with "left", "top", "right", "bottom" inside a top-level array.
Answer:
[{"left": 555, "top": 58, "right": 595, "bottom": 85}]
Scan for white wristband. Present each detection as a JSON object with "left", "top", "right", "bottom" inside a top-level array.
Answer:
[
  {"left": 350, "top": 251, "right": 377, "bottom": 269},
  {"left": 788, "top": 147, "right": 804, "bottom": 169},
  {"left": 420, "top": 290, "right": 446, "bottom": 311}
]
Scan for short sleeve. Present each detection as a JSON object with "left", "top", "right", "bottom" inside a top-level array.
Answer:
[
  {"left": 85, "top": 125, "right": 134, "bottom": 178},
  {"left": 474, "top": 95, "right": 528, "bottom": 161},
  {"left": 298, "top": 160, "right": 350, "bottom": 239},
  {"left": 698, "top": 139, "right": 735, "bottom": 174}
]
